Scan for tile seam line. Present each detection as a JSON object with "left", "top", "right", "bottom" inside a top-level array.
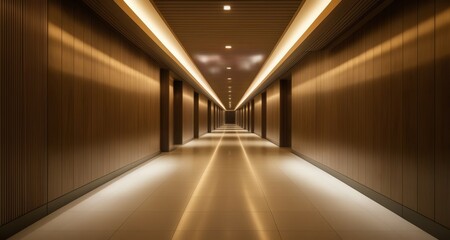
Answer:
[
  {"left": 236, "top": 132, "right": 283, "bottom": 239},
  {"left": 106, "top": 136, "right": 222, "bottom": 239},
  {"left": 169, "top": 131, "right": 226, "bottom": 239}
]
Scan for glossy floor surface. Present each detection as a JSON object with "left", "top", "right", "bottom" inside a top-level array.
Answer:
[{"left": 12, "top": 125, "right": 434, "bottom": 240}]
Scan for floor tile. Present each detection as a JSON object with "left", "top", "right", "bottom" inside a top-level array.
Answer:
[
  {"left": 11, "top": 126, "right": 435, "bottom": 240},
  {"left": 110, "top": 230, "right": 174, "bottom": 240},
  {"left": 176, "top": 212, "right": 278, "bottom": 231},
  {"left": 280, "top": 230, "right": 341, "bottom": 240},
  {"left": 119, "top": 211, "right": 182, "bottom": 231},
  {"left": 172, "top": 230, "right": 281, "bottom": 240},
  {"left": 11, "top": 231, "right": 114, "bottom": 240},
  {"left": 272, "top": 211, "right": 333, "bottom": 231}
]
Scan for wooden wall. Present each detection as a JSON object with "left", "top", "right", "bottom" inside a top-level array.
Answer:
[
  {"left": 1, "top": 0, "right": 48, "bottom": 225},
  {"left": 266, "top": 80, "right": 280, "bottom": 145},
  {"left": 198, "top": 94, "right": 208, "bottom": 137},
  {"left": 47, "top": 0, "right": 160, "bottom": 201},
  {"left": 1, "top": 0, "right": 162, "bottom": 230},
  {"left": 207, "top": 100, "right": 212, "bottom": 132},
  {"left": 291, "top": 0, "right": 450, "bottom": 229},
  {"left": 182, "top": 82, "right": 194, "bottom": 143},
  {"left": 160, "top": 69, "right": 174, "bottom": 151},
  {"left": 225, "top": 111, "right": 235, "bottom": 124},
  {"left": 261, "top": 92, "right": 267, "bottom": 138}
]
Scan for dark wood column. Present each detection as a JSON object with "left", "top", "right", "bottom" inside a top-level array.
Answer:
[
  {"left": 280, "top": 79, "right": 292, "bottom": 147},
  {"left": 261, "top": 92, "right": 267, "bottom": 138},
  {"left": 194, "top": 92, "right": 199, "bottom": 138},
  {"left": 207, "top": 100, "right": 212, "bottom": 132},
  {"left": 173, "top": 80, "right": 183, "bottom": 144},
  {"left": 160, "top": 69, "right": 174, "bottom": 152}
]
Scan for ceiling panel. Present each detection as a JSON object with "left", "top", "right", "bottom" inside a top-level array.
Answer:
[{"left": 152, "top": 0, "right": 302, "bottom": 109}]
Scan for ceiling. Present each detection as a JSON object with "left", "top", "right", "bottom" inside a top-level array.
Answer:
[
  {"left": 151, "top": 0, "right": 303, "bottom": 109},
  {"left": 82, "top": 0, "right": 392, "bottom": 110}
]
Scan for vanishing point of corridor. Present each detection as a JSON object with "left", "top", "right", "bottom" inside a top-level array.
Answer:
[{"left": 12, "top": 126, "right": 433, "bottom": 240}]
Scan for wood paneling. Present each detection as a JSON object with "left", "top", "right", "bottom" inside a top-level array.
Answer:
[
  {"left": 160, "top": 69, "right": 174, "bottom": 151},
  {"left": 266, "top": 81, "right": 280, "bottom": 145},
  {"left": 194, "top": 92, "right": 199, "bottom": 138},
  {"left": 402, "top": 0, "right": 418, "bottom": 211},
  {"left": 261, "top": 92, "right": 267, "bottom": 138},
  {"left": 198, "top": 94, "right": 208, "bottom": 137},
  {"left": 1, "top": 0, "right": 48, "bottom": 225},
  {"left": 265, "top": 79, "right": 290, "bottom": 146},
  {"left": 173, "top": 80, "right": 182, "bottom": 144},
  {"left": 435, "top": 0, "right": 450, "bottom": 228},
  {"left": 280, "top": 79, "right": 291, "bottom": 147},
  {"left": 253, "top": 94, "right": 262, "bottom": 136},
  {"left": 291, "top": 0, "right": 450, "bottom": 229},
  {"left": 417, "top": 0, "right": 435, "bottom": 220},
  {"left": 182, "top": 82, "right": 194, "bottom": 143},
  {"left": 292, "top": 55, "right": 316, "bottom": 160},
  {"left": 207, "top": 100, "right": 212, "bottom": 132},
  {"left": 225, "top": 111, "right": 235, "bottom": 124},
  {"left": 47, "top": 0, "right": 160, "bottom": 201}
]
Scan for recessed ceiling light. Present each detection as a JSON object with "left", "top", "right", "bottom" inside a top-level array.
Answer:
[
  {"left": 228, "top": 86, "right": 232, "bottom": 88},
  {"left": 117, "top": 0, "right": 227, "bottom": 110},
  {"left": 233, "top": 0, "right": 337, "bottom": 110},
  {"left": 224, "top": 5, "right": 231, "bottom": 11},
  {"left": 226, "top": 67, "right": 231, "bottom": 70},
  {"left": 227, "top": 78, "right": 232, "bottom": 80},
  {"left": 228, "top": 90, "right": 232, "bottom": 93},
  {"left": 225, "top": 45, "right": 232, "bottom": 49}
]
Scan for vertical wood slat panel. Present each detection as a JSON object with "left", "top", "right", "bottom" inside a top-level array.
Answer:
[
  {"left": 380, "top": 8, "right": 392, "bottom": 198},
  {"left": 1, "top": 0, "right": 47, "bottom": 224},
  {"left": 402, "top": 0, "right": 419, "bottom": 211},
  {"left": 182, "top": 83, "right": 194, "bottom": 143},
  {"left": 266, "top": 80, "right": 280, "bottom": 145},
  {"left": 46, "top": 0, "right": 161, "bottom": 199},
  {"left": 48, "top": 0, "right": 62, "bottom": 201},
  {"left": 338, "top": 42, "right": 348, "bottom": 175},
  {"left": 198, "top": 94, "right": 208, "bottom": 136},
  {"left": 347, "top": 36, "right": 358, "bottom": 181},
  {"left": 417, "top": 0, "right": 435, "bottom": 219},
  {"left": 389, "top": 2, "right": 403, "bottom": 204},
  {"left": 73, "top": 3, "right": 85, "bottom": 188},
  {"left": 60, "top": 0, "right": 75, "bottom": 193},
  {"left": 371, "top": 20, "right": 383, "bottom": 193},
  {"left": 291, "top": 0, "right": 450, "bottom": 230},
  {"left": 435, "top": 0, "right": 450, "bottom": 228},
  {"left": 23, "top": 0, "right": 48, "bottom": 210},
  {"left": 253, "top": 94, "right": 262, "bottom": 136}
]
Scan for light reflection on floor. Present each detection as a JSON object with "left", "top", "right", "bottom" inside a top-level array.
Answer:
[{"left": 11, "top": 125, "right": 435, "bottom": 240}]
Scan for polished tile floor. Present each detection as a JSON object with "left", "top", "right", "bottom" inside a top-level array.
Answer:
[{"left": 12, "top": 125, "right": 434, "bottom": 240}]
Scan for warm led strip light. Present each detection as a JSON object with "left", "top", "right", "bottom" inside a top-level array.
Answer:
[
  {"left": 235, "top": 0, "right": 340, "bottom": 110},
  {"left": 115, "top": 0, "right": 226, "bottom": 110}
]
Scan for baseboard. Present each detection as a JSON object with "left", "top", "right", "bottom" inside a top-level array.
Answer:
[
  {"left": 291, "top": 150, "right": 450, "bottom": 240},
  {"left": 0, "top": 152, "right": 160, "bottom": 239},
  {"left": 0, "top": 205, "right": 47, "bottom": 239}
]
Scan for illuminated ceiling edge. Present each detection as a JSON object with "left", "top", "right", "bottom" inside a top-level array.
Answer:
[
  {"left": 114, "top": 0, "right": 226, "bottom": 110},
  {"left": 235, "top": 0, "right": 341, "bottom": 110}
]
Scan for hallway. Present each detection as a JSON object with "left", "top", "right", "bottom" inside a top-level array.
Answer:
[{"left": 12, "top": 126, "right": 433, "bottom": 240}]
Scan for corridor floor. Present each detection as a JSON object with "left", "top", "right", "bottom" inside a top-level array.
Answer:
[{"left": 12, "top": 125, "right": 434, "bottom": 240}]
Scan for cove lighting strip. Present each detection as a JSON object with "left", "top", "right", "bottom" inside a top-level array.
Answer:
[
  {"left": 115, "top": 0, "right": 226, "bottom": 110},
  {"left": 235, "top": 0, "right": 340, "bottom": 110}
]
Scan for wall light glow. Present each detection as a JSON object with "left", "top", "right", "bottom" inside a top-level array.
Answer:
[
  {"left": 235, "top": 0, "right": 340, "bottom": 109},
  {"left": 115, "top": 0, "right": 226, "bottom": 110}
]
